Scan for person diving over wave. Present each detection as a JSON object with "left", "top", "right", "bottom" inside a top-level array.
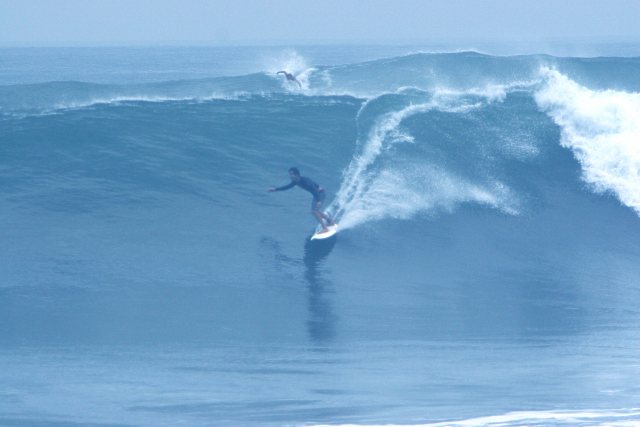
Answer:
[
  {"left": 277, "top": 70, "right": 302, "bottom": 88},
  {"left": 268, "top": 167, "right": 335, "bottom": 233}
]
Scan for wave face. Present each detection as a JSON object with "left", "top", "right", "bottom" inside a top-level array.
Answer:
[{"left": 2, "top": 48, "right": 640, "bottom": 427}]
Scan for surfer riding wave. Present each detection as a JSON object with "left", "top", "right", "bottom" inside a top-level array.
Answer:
[
  {"left": 268, "top": 167, "right": 335, "bottom": 233},
  {"left": 277, "top": 70, "right": 302, "bottom": 88}
]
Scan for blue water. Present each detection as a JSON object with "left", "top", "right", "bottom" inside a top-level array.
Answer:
[{"left": 2, "top": 46, "right": 640, "bottom": 427}]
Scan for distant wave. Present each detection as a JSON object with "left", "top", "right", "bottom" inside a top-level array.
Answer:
[
  {"left": 309, "top": 408, "right": 640, "bottom": 427},
  {"left": 3, "top": 51, "right": 640, "bottom": 116},
  {"left": 263, "top": 49, "right": 315, "bottom": 91},
  {"left": 0, "top": 75, "right": 281, "bottom": 116}
]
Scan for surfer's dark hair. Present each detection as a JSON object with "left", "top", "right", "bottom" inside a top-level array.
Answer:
[{"left": 288, "top": 167, "right": 300, "bottom": 176}]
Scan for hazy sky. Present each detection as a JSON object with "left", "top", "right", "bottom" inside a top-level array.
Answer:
[{"left": 2, "top": 0, "right": 640, "bottom": 46}]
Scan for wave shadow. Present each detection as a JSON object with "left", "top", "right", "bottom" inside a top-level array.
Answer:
[{"left": 303, "top": 237, "right": 338, "bottom": 344}]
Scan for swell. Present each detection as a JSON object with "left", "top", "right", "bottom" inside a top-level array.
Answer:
[
  {"left": 2, "top": 51, "right": 640, "bottom": 228},
  {"left": 2, "top": 60, "right": 640, "bottom": 293},
  {"left": 4, "top": 51, "right": 640, "bottom": 117},
  {"left": 0, "top": 75, "right": 280, "bottom": 116}
]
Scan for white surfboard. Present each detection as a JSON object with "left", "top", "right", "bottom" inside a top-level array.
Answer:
[{"left": 310, "top": 224, "right": 338, "bottom": 240}]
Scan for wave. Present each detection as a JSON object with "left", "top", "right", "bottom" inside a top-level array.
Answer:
[
  {"left": 325, "top": 64, "right": 640, "bottom": 230},
  {"left": 535, "top": 67, "right": 640, "bottom": 216},
  {"left": 262, "top": 49, "right": 316, "bottom": 91},
  {"left": 328, "top": 86, "right": 522, "bottom": 230},
  {"left": 4, "top": 51, "right": 640, "bottom": 117},
  {"left": 0, "top": 76, "right": 279, "bottom": 116},
  {"left": 3, "top": 51, "right": 640, "bottom": 226},
  {"left": 4, "top": 48, "right": 640, "bottom": 427},
  {"left": 309, "top": 408, "right": 640, "bottom": 427}
]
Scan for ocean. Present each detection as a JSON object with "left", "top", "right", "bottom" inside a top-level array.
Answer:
[{"left": 1, "top": 45, "right": 640, "bottom": 426}]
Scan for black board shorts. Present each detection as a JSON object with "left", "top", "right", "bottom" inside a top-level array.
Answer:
[{"left": 311, "top": 189, "right": 326, "bottom": 212}]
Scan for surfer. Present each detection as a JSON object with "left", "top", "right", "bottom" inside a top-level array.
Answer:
[
  {"left": 277, "top": 70, "right": 302, "bottom": 88},
  {"left": 268, "top": 167, "right": 335, "bottom": 233}
]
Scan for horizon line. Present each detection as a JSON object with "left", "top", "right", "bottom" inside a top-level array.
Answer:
[{"left": 2, "top": 37, "right": 640, "bottom": 49}]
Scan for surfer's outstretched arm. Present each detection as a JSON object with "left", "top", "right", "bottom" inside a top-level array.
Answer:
[{"left": 268, "top": 181, "right": 296, "bottom": 192}]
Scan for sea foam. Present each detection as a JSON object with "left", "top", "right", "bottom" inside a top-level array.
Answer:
[
  {"left": 309, "top": 408, "right": 640, "bottom": 427},
  {"left": 535, "top": 68, "right": 640, "bottom": 216},
  {"left": 330, "top": 87, "right": 520, "bottom": 230}
]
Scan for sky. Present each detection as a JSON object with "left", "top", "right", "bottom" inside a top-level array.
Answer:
[{"left": 1, "top": 0, "right": 640, "bottom": 46}]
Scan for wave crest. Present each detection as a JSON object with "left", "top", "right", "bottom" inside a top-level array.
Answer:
[{"left": 535, "top": 68, "right": 640, "bottom": 216}]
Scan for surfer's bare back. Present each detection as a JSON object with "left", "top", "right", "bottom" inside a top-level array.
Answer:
[{"left": 268, "top": 167, "right": 335, "bottom": 232}]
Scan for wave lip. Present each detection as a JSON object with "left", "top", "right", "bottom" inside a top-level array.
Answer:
[{"left": 535, "top": 68, "right": 640, "bottom": 216}]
